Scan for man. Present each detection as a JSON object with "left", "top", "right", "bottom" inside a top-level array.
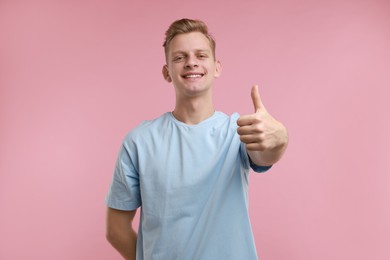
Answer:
[{"left": 106, "top": 18, "right": 288, "bottom": 260}]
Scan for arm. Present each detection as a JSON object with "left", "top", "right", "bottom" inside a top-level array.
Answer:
[
  {"left": 237, "top": 85, "right": 288, "bottom": 166},
  {"left": 106, "top": 207, "right": 137, "bottom": 260}
]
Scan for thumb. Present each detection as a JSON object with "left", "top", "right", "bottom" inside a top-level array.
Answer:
[{"left": 251, "top": 85, "right": 263, "bottom": 113}]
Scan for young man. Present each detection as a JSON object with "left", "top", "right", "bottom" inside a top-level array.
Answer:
[{"left": 106, "top": 18, "right": 288, "bottom": 260}]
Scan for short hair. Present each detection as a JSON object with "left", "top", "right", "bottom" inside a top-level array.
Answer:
[{"left": 163, "top": 18, "right": 216, "bottom": 60}]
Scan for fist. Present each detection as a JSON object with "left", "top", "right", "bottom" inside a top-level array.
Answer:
[{"left": 237, "top": 85, "right": 287, "bottom": 152}]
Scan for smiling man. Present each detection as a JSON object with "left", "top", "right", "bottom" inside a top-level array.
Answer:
[{"left": 105, "top": 18, "right": 288, "bottom": 260}]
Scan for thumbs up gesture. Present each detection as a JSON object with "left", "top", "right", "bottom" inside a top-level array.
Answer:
[{"left": 237, "top": 85, "right": 288, "bottom": 166}]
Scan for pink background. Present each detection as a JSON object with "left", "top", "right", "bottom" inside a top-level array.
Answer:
[{"left": 1, "top": 0, "right": 389, "bottom": 259}]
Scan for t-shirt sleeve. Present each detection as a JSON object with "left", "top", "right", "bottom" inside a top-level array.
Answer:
[{"left": 106, "top": 142, "right": 141, "bottom": 210}]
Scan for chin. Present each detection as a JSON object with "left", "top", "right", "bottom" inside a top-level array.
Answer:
[{"left": 186, "top": 86, "right": 212, "bottom": 97}]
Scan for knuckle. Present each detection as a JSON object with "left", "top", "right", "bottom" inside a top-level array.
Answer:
[
  {"left": 259, "top": 133, "right": 266, "bottom": 140},
  {"left": 246, "top": 144, "right": 255, "bottom": 151},
  {"left": 253, "top": 125, "right": 263, "bottom": 133},
  {"left": 253, "top": 114, "right": 262, "bottom": 123}
]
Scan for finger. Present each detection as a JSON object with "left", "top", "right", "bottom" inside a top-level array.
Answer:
[
  {"left": 237, "top": 114, "right": 260, "bottom": 126},
  {"left": 239, "top": 134, "right": 261, "bottom": 144},
  {"left": 251, "top": 85, "right": 263, "bottom": 113},
  {"left": 237, "top": 125, "right": 263, "bottom": 135},
  {"left": 237, "top": 125, "right": 253, "bottom": 135},
  {"left": 246, "top": 143, "right": 266, "bottom": 151}
]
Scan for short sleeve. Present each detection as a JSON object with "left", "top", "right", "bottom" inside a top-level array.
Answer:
[{"left": 106, "top": 143, "right": 141, "bottom": 210}]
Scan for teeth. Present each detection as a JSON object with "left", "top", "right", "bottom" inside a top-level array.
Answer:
[{"left": 184, "top": 74, "right": 202, "bottom": 78}]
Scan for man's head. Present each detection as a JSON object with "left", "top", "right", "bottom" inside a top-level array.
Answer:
[
  {"left": 162, "top": 18, "right": 221, "bottom": 98},
  {"left": 163, "top": 18, "right": 216, "bottom": 61}
]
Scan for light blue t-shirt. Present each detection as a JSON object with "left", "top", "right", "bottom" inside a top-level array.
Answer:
[{"left": 106, "top": 111, "right": 271, "bottom": 260}]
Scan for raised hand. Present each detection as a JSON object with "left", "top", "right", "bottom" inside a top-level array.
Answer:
[{"left": 237, "top": 85, "right": 288, "bottom": 165}]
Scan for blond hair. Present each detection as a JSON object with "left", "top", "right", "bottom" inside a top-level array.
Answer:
[{"left": 163, "top": 18, "right": 216, "bottom": 60}]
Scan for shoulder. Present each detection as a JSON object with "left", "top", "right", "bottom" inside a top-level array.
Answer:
[
  {"left": 213, "top": 111, "right": 240, "bottom": 127},
  {"left": 135, "top": 112, "right": 170, "bottom": 131},
  {"left": 230, "top": 112, "right": 240, "bottom": 123},
  {"left": 123, "top": 112, "right": 170, "bottom": 143}
]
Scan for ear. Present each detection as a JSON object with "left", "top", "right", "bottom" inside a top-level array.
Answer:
[
  {"left": 162, "top": 65, "right": 172, "bottom": 82},
  {"left": 214, "top": 60, "right": 222, "bottom": 78}
]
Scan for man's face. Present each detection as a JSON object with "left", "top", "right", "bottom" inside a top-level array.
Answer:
[{"left": 163, "top": 32, "right": 221, "bottom": 97}]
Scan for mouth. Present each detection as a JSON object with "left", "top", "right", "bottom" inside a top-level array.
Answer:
[{"left": 182, "top": 73, "right": 205, "bottom": 79}]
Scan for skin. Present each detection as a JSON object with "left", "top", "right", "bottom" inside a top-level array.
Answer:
[
  {"left": 106, "top": 208, "right": 137, "bottom": 260},
  {"left": 106, "top": 31, "right": 288, "bottom": 259},
  {"left": 237, "top": 85, "right": 288, "bottom": 166},
  {"left": 162, "top": 32, "right": 221, "bottom": 125}
]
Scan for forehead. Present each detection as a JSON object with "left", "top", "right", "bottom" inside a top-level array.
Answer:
[{"left": 168, "top": 32, "right": 212, "bottom": 55}]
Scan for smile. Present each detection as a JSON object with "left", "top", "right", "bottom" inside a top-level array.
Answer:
[{"left": 182, "top": 73, "right": 204, "bottom": 78}]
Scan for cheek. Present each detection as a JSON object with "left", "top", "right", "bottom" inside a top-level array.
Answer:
[{"left": 169, "top": 65, "right": 182, "bottom": 76}]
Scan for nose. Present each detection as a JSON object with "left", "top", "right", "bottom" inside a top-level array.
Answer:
[{"left": 184, "top": 55, "right": 198, "bottom": 69}]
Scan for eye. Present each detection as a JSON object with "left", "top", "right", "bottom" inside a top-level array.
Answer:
[
  {"left": 198, "top": 53, "right": 208, "bottom": 59},
  {"left": 173, "top": 56, "right": 184, "bottom": 62}
]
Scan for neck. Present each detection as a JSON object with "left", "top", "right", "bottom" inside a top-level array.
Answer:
[{"left": 173, "top": 94, "right": 215, "bottom": 125}]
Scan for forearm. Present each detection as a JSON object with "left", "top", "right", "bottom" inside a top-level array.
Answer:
[{"left": 107, "top": 226, "right": 137, "bottom": 260}]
